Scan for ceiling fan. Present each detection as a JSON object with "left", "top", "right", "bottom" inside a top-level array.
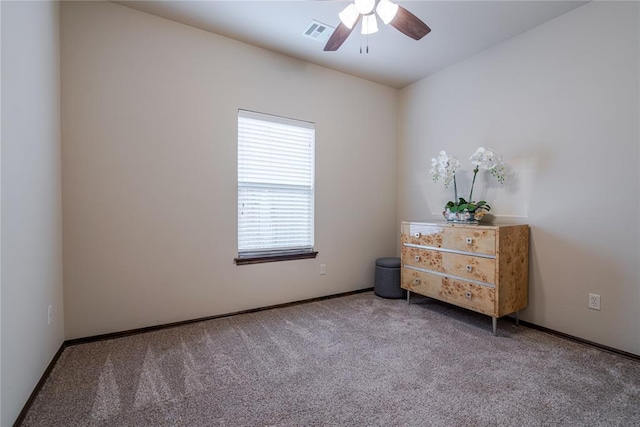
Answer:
[{"left": 324, "top": 0, "right": 431, "bottom": 51}]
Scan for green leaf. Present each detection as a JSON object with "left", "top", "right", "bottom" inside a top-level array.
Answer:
[{"left": 458, "top": 197, "right": 467, "bottom": 204}]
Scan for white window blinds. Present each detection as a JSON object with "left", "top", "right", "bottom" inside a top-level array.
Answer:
[{"left": 237, "top": 110, "right": 315, "bottom": 257}]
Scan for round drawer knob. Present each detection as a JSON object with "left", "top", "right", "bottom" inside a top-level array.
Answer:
[
  {"left": 413, "top": 278, "right": 421, "bottom": 285},
  {"left": 465, "top": 291, "right": 472, "bottom": 299},
  {"left": 414, "top": 232, "right": 421, "bottom": 238},
  {"left": 466, "top": 265, "right": 473, "bottom": 272},
  {"left": 415, "top": 256, "right": 420, "bottom": 261},
  {"left": 466, "top": 237, "right": 473, "bottom": 245}
]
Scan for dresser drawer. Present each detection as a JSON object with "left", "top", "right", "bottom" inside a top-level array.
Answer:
[
  {"left": 401, "top": 267, "right": 442, "bottom": 299},
  {"left": 401, "top": 223, "right": 444, "bottom": 247},
  {"left": 401, "top": 246, "right": 496, "bottom": 284},
  {"left": 401, "top": 268, "right": 496, "bottom": 315},
  {"left": 401, "top": 223, "right": 495, "bottom": 256},
  {"left": 440, "top": 276, "right": 496, "bottom": 316},
  {"left": 442, "top": 228, "right": 495, "bottom": 256}
]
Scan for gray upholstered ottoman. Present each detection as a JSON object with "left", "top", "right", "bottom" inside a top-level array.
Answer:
[{"left": 374, "top": 257, "right": 405, "bottom": 299}]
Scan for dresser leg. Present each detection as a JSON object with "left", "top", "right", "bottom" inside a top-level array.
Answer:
[
  {"left": 492, "top": 317, "right": 497, "bottom": 336},
  {"left": 515, "top": 311, "right": 520, "bottom": 326},
  {"left": 407, "top": 290, "right": 411, "bottom": 305}
]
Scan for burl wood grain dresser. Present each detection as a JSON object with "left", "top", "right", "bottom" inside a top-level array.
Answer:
[{"left": 400, "top": 221, "right": 529, "bottom": 335}]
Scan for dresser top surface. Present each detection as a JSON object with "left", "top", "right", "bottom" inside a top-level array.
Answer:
[{"left": 402, "top": 220, "right": 529, "bottom": 230}]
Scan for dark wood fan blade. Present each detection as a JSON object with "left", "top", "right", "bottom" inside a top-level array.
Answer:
[
  {"left": 390, "top": 5, "right": 431, "bottom": 40},
  {"left": 324, "top": 18, "right": 360, "bottom": 51}
]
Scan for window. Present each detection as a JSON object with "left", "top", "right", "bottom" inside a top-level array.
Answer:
[{"left": 236, "top": 110, "right": 317, "bottom": 265}]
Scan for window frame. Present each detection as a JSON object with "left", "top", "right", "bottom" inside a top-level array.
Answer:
[{"left": 235, "top": 110, "right": 318, "bottom": 265}]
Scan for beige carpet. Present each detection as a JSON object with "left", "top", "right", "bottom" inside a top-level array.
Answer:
[{"left": 21, "top": 292, "right": 640, "bottom": 426}]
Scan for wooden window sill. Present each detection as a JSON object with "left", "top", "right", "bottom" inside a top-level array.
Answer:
[{"left": 235, "top": 251, "right": 318, "bottom": 266}]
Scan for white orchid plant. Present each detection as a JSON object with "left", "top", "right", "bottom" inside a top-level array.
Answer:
[{"left": 430, "top": 147, "right": 507, "bottom": 218}]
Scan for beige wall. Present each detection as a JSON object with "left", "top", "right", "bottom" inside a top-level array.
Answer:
[
  {"left": 1, "top": 1, "right": 65, "bottom": 425},
  {"left": 0, "top": 2, "right": 3, "bottom": 422},
  {"left": 61, "top": 1, "right": 398, "bottom": 339},
  {"left": 398, "top": 1, "right": 640, "bottom": 355}
]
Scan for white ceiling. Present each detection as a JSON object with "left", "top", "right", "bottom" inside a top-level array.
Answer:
[{"left": 116, "top": 0, "right": 588, "bottom": 89}]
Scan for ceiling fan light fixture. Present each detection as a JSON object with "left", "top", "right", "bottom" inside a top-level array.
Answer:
[
  {"left": 324, "top": 0, "right": 430, "bottom": 52},
  {"left": 361, "top": 14, "right": 378, "bottom": 35},
  {"left": 354, "top": 0, "right": 375, "bottom": 15},
  {"left": 376, "top": 0, "right": 399, "bottom": 25},
  {"left": 338, "top": 4, "right": 360, "bottom": 29}
]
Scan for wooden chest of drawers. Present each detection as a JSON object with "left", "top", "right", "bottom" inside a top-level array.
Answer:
[{"left": 401, "top": 221, "right": 529, "bottom": 335}]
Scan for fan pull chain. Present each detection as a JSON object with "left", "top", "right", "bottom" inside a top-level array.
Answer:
[{"left": 359, "top": 33, "right": 370, "bottom": 54}]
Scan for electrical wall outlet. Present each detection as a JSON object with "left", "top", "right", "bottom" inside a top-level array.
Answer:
[
  {"left": 48, "top": 305, "right": 53, "bottom": 325},
  {"left": 320, "top": 264, "right": 326, "bottom": 275},
  {"left": 588, "top": 294, "right": 601, "bottom": 310}
]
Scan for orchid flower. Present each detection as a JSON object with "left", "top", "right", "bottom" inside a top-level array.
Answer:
[
  {"left": 431, "top": 146, "right": 509, "bottom": 216},
  {"left": 430, "top": 150, "right": 460, "bottom": 201}
]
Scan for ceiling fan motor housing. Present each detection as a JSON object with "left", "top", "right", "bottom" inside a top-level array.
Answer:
[{"left": 355, "top": 0, "right": 375, "bottom": 15}]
